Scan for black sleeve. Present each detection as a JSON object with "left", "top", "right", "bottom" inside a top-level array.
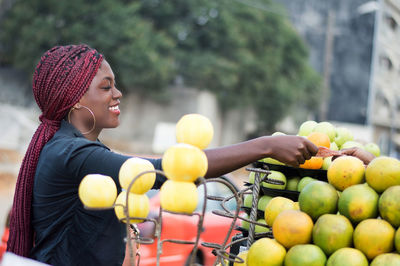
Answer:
[{"left": 67, "top": 140, "right": 166, "bottom": 190}]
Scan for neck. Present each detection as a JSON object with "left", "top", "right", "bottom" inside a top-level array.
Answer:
[{"left": 83, "top": 129, "right": 101, "bottom": 141}]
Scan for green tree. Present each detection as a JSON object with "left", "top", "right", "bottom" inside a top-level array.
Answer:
[{"left": 0, "top": 0, "right": 321, "bottom": 133}]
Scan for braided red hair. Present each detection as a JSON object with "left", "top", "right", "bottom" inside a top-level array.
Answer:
[{"left": 7, "top": 44, "right": 103, "bottom": 257}]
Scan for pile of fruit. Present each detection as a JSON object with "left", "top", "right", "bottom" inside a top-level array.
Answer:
[
  {"left": 78, "top": 113, "right": 213, "bottom": 223},
  {"left": 238, "top": 121, "right": 400, "bottom": 266}
]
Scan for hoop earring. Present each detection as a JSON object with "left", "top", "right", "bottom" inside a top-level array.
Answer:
[{"left": 67, "top": 105, "right": 96, "bottom": 135}]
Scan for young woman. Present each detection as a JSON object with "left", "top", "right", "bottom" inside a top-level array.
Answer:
[{"left": 6, "top": 44, "right": 371, "bottom": 265}]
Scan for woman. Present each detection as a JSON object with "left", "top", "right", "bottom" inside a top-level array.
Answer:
[{"left": 6, "top": 44, "right": 367, "bottom": 265}]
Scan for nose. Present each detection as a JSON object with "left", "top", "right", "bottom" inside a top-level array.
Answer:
[{"left": 113, "top": 87, "right": 122, "bottom": 99}]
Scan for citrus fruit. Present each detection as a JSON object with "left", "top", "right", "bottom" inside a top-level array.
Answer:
[
  {"left": 162, "top": 143, "right": 208, "bottom": 182},
  {"left": 241, "top": 213, "right": 250, "bottom": 230},
  {"left": 160, "top": 180, "right": 198, "bottom": 214},
  {"left": 379, "top": 185, "right": 400, "bottom": 227},
  {"left": 254, "top": 219, "right": 270, "bottom": 233},
  {"left": 299, "top": 157, "right": 324, "bottom": 169},
  {"left": 322, "top": 156, "right": 332, "bottom": 170},
  {"left": 364, "top": 142, "right": 381, "bottom": 157},
  {"left": 327, "top": 156, "right": 365, "bottom": 191},
  {"left": 307, "top": 131, "right": 331, "bottom": 148},
  {"left": 261, "top": 170, "right": 286, "bottom": 190},
  {"left": 247, "top": 238, "right": 286, "bottom": 266},
  {"left": 257, "top": 195, "right": 273, "bottom": 211},
  {"left": 334, "top": 127, "right": 354, "bottom": 147},
  {"left": 176, "top": 113, "right": 214, "bottom": 149},
  {"left": 248, "top": 171, "right": 266, "bottom": 184},
  {"left": 261, "top": 157, "right": 285, "bottom": 165},
  {"left": 312, "top": 121, "right": 336, "bottom": 142},
  {"left": 284, "top": 244, "right": 326, "bottom": 266},
  {"left": 293, "top": 202, "right": 300, "bottom": 210},
  {"left": 114, "top": 191, "right": 149, "bottom": 224},
  {"left": 370, "top": 253, "right": 400, "bottom": 266},
  {"left": 243, "top": 194, "right": 253, "bottom": 208},
  {"left": 326, "top": 248, "right": 368, "bottom": 266},
  {"left": 79, "top": 174, "right": 117, "bottom": 208},
  {"left": 233, "top": 250, "right": 248, "bottom": 266},
  {"left": 353, "top": 218, "right": 395, "bottom": 260},
  {"left": 396, "top": 227, "right": 400, "bottom": 253},
  {"left": 119, "top": 157, "right": 156, "bottom": 194},
  {"left": 273, "top": 210, "right": 313, "bottom": 248},
  {"left": 264, "top": 196, "right": 296, "bottom": 226},
  {"left": 298, "top": 120, "right": 317, "bottom": 136},
  {"left": 330, "top": 141, "right": 339, "bottom": 151},
  {"left": 312, "top": 214, "right": 354, "bottom": 256},
  {"left": 299, "top": 181, "right": 338, "bottom": 220},
  {"left": 286, "top": 177, "right": 300, "bottom": 191},
  {"left": 338, "top": 183, "right": 379, "bottom": 224},
  {"left": 366, "top": 156, "right": 400, "bottom": 193},
  {"left": 341, "top": 140, "right": 364, "bottom": 149},
  {"left": 297, "top": 177, "right": 315, "bottom": 192}
]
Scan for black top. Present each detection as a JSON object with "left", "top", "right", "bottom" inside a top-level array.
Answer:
[{"left": 30, "top": 120, "right": 165, "bottom": 266}]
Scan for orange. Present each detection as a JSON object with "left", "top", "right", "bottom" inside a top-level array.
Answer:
[
  {"left": 300, "top": 157, "right": 324, "bottom": 169},
  {"left": 247, "top": 238, "right": 286, "bottom": 266},
  {"left": 378, "top": 185, "right": 400, "bottom": 227},
  {"left": 299, "top": 181, "right": 338, "bottom": 221},
  {"left": 396, "top": 227, "right": 400, "bottom": 253},
  {"left": 176, "top": 113, "right": 214, "bottom": 149},
  {"left": 273, "top": 210, "right": 314, "bottom": 249},
  {"left": 160, "top": 180, "right": 198, "bottom": 214},
  {"left": 370, "top": 253, "right": 400, "bottom": 266},
  {"left": 162, "top": 143, "right": 208, "bottom": 182},
  {"left": 264, "top": 196, "right": 296, "bottom": 226},
  {"left": 366, "top": 156, "right": 400, "bottom": 193},
  {"left": 353, "top": 218, "right": 395, "bottom": 260},
  {"left": 119, "top": 157, "right": 156, "bottom": 194},
  {"left": 307, "top": 132, "right": 331, "bottom": 148},
  {"left": 338, "top": 183, "right": 379, "bottom": 224},
  {"left": 79, "top": 174, "right": 117, "bottom": 208},
  {"left": 114, "top": 191, "right": 149, "bottom": 224},
  {"left": 312, "top": 214, "right": 354, "bottom": 256},
  {"left": 284, "top": 244, "right": 326, "bottom": 266},
  {"left": 326, "top": 248, "right": 368, "bottom": 266},
  {"left": 327, "top": 156, "right": 365, "bottom": 191}
]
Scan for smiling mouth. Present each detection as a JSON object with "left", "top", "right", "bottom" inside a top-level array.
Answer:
[{"left": 109, "top": 105, "right": 120, "bottom": 115}]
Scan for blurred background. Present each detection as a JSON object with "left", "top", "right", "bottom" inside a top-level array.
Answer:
[{"left": 0, "top": 0, "right": 398, "bottom": 240}]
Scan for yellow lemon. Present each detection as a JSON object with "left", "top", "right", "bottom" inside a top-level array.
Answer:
[
  {"left": 366, "top": 156, "right": 400, "bottom": 193},
  {"left": 176, "top": 113, "right": 214, "bottom": 149},
  {"left": 160, "top": 180, "right": 198, "bottom": 214},
  {"left": 233, "top": 250, "right": 248, "bottom": 266},
  {"left": 114, "top": 191, "right": 149, "bottom": 224},
  {"left": 79, "top": 174, "right": 117, "bottom": 208},
  {"left": 162, "top": 143, "right": 208, "bottom": 182},
  {"left": 327, "top": 156, "right": 365, "bottom": 191},
  {"left": 119, "top": 157, "right": 155, "bottom": 194}
]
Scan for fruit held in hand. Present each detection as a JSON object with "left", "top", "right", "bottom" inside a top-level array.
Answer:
[
  {"left": 79, "top": 174, "right": 117, "bottom": 208},
  {"left": 176, "top": 113, "right": 214, "bottom": 149},
  {"left": 114, "top": 191, "right": 149, "bottom": 224},
  {"left": 119, "top": 157, "right": 155, "bottom": 194},
  {"left": 162, "top": 143, "right": 208, "bottom": 182},
  {"left": 160, "top": 180, "right": 198, "bottom": 214}
]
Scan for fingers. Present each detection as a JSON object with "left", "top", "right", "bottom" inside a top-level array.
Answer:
[{"left": 304, "top": 139, "right": 319, "bottom": 155}]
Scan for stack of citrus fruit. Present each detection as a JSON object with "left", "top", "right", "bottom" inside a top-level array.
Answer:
[
  {"left": 240, "top": 121, "right": 400, "bottom": 265},
  {"left": 160, "top": 113, "right": 213, "bottom": 214}
]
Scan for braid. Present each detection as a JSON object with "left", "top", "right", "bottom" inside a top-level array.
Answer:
[{"left": 7, "top": 44, "right": 103, "bottom": 257}]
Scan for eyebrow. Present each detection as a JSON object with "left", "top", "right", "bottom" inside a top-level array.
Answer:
[{"left": 102, "top": 77, "right": 116, "bottom": 86}]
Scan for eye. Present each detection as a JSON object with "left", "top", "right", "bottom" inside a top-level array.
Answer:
[{"left": 102, "top": 86, "right": 112, "bottom": 90}]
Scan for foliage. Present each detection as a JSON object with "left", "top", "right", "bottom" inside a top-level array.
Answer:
[{"left": 0, "top": 0, "right": 321, "bottom": 133}]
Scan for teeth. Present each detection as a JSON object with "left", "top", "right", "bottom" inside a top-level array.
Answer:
[{"left": 109, "top": 106, "right": 119, "bottom": 111}]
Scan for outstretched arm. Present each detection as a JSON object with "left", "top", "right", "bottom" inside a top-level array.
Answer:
[{"left": 204, "top": 135, "right": 318, "bottom": 178}]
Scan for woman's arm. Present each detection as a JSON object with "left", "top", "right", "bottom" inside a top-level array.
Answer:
[{"left": 204, "top": 135, "right": 318, "bottom": 178}]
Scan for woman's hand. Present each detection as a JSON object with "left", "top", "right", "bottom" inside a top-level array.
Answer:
[
  {"left": 265, "top": 135, "right": 319, "bottom": 167},
  {"left": 333, "top": 147, "right": 375, "bottom": 165}
]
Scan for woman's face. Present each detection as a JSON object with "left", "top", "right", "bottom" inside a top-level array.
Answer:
[{"left": 78, "top": 60, "right": 122, "bottom": 131}]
